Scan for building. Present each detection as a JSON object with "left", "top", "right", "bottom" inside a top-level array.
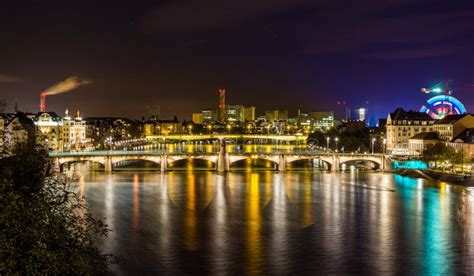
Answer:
[
  {"left": 309, "top": 111, "right": 334, "bottom": 131},
  {"left": 192, "top": 113, "right": 204, "bottom": 124},
  {"left": 432, "top": 114, "right": 474, "bottom": 142},
  {"left": 408, "top": 132, "right": 440, "bottom": 155},
  {"left": 4, "top": 112, "right": 35, "bottom": 152},
  {"left": 202, "top": 108, "right": 218, "bottom": 122},
  {"left": 265, "top": 110, "right": 288, "bottom": 122},
  {"left": 243, "top": 106, "right": 256, "bottom": 121},
  {"left": 295, "top": 111, "right": 334, "bottom": 132},
  {"left": 34, "top": 111, "right": 64, "bottom": 151},
  {"left": 385, "top": 108, "right": 434, "bottom": 154},
  {"left": 86, "top": 117, "right": 141, "bottom": 147},
  {"left": 226, "top": 105, "right": 243, "bottom": 122},
  {"left": 143, "top": 118, "right": 181, "bottom": 136},
  {"left": 447, "top": 128, "right": 474, "bottom": 158},
  {"left": 62, "top": 110, "right": 87, "bottom": 150},
  {"left": 346, "top": 107, "right": 368, "bottom": 122}
]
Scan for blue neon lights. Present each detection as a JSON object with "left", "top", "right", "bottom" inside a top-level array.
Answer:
[
  {"left": 420, "top": 95, "right": 467, "bottom": 119},
  {"left": 392, "top": 160, "right": 428, "bottom": 170}
]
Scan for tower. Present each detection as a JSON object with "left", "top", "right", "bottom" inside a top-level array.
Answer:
[{"left": 218, "top": 88, "right": 226, "bottom": 122}]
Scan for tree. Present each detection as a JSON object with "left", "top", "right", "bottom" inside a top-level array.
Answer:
[
  {"left": 0, "top": 143, "right": 114, "bottom": 274},
  {"left": 423, "top": 143, "right": 448, "bottom": 169}
]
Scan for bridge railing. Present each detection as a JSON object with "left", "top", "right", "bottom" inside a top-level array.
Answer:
[
  {"left": 49, "top": 150, "right": 167, "bottom": 157},
  {"left": 50, "top": 150, "right": 386, "bottom": 157}
]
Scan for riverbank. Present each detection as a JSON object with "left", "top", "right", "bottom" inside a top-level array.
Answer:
[{"left": 391, "top": 169, "right": 474, "bottom": 186}]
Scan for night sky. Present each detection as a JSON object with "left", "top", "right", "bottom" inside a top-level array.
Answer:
[{"left": 1, "top": 0, "right": 474, "bottom": 120}]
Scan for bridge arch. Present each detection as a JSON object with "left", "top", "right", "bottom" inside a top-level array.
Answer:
[
  {"left": 57, "top": 157, "right": 106, "bottom": 166},
  {"left": 111, "top": 156, "right": 161, "bottom": 166},
  {"left": 58, "top": 159, "right": 106, "bottom": 170},
  {"left": 286, "top": 156, "right": 332, "bottom": 170},
  {"left": 229, "top": 156, "right": 279, "bottom": 170},
  {"left": 338, "top": 156, "right": 383, "bottom": 170},
  {"left": 285, "top": 155, "right": 334, "bottom": 171},
  {"left": 166, "top": 155, "right": 217, "bottom": 170}
]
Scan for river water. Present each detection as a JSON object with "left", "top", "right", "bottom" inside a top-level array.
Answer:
[{"left": 74, "top": 170, "right": 474, "bottom": 275}]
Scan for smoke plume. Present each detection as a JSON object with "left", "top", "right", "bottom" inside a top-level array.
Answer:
[
  {"left": 0, "top": 74, "right": 22, "bottom": 83},
  {"left": 43, "top": 76, "right": 90, "bottom": 95}
]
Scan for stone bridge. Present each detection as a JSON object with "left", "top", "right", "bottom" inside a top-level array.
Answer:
[{"left": 50, "top": 150, "right": 390, "bottom": 172}]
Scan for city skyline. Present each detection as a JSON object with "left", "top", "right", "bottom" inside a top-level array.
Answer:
[{"left": 1, "top": 1, "right": 474, "bottom": 119}]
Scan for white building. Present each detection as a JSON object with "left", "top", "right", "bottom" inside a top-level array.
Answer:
[
  {"left": 386, "top": 108, "right": 434, "bottom": 154},
  {"left": 62, "top": 110, "right": 87, "bottom": 150},
  {"left": 408, "top": 132, "right": 440, "bottom": 155}
]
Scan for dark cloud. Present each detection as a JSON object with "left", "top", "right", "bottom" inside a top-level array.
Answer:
[
  {"left": 365, "top": 46, "right": 461, "bottom": 60},
  {"left": 1, "top": 0, "right": 474, "bottom": 118},
  {"left": 143, "top": 0, "right": 474, "bottom": 59},
  {"left": 142, "top": 0, "right": 312, "bottom": 33}
]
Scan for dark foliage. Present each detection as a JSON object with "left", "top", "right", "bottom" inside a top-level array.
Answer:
[{"left": 0, "top": 143, "right": 114, "bottom": 274}]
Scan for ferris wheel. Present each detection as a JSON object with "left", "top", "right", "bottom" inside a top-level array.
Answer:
[
  {"left": 419, "top": 95, "right": 467, "bottom": 119},
  {"left": 420, "top": 80, "right": 468, "bottom": 119}
]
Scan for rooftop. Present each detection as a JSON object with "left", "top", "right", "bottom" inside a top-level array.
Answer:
[
  {"left": 451, "top": 128, "right": 474, "bottom": 143},
  {"left": 389, "top": 108, "right": 432, "bottom": 121},
  {"left": 434, "top": 114, "right": 470, "bottom": 125}
]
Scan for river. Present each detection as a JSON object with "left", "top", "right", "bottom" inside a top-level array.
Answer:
[{"left": 73, "top": 169, "right": 474, "bottom": 274}]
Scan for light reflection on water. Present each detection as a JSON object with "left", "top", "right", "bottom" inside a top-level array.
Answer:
[{"left": 75, "top": 169, "right": 474, "bottom": 274}]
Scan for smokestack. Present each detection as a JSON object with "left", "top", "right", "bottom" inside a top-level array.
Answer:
[
  {"left": 39, "top": 76, "right": 91, "bottom": 112},
  {"left": 40, "top": 92, "right": 46, "bottom": 112},
  {"left": 218, "top": 88, "right": 226, "bottom": 122}
]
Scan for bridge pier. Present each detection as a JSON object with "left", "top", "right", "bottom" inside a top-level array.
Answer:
[
  {"left": 161, "top": 155, "right": 167, "bottom": 172},
  {"left": 278, "top": 155, "right": 286, "bottom": 172},
  {"left": 332, "top": 154, "right": 339, "bottom": 172},
  {"left": 105, "top": 156, "right": 112, "bottom": 173},
  {"left": 217, "top": 152, "right": 229, "bottom": 172}
]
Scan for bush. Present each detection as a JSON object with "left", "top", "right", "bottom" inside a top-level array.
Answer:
[{"left": 0, "top": 143, "right": 114, "bottom": 274}]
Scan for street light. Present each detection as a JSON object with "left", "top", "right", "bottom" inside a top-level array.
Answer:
[
  {"left": 335, "top": 137, "right": 339, "bottom": 152},
  {"left": 383, "top": 138, "right": 387, "bottom": 154},
  {"left": 326, "top": 137, "right": 330, "bottom": 152},
  {"left": 371, "top": 138, "right": 376, "bottom": 154}
]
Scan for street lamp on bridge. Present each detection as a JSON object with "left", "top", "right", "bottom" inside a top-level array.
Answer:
[{"left": 371, "top": 138, "right": 376, "bottom": 154}]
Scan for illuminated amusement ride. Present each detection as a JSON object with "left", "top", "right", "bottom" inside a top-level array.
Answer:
[{"left": 420, "top": 80, "right": 468, "bottom": 119}]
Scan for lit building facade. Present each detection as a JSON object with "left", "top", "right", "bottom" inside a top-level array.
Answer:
[
  {"left": 62, "top": 110, "right": 87, "bottom": 150},
  {"left": 346, "top": 107, "right": 368, "bottom": 122},
  {"left": 192, "top": 113, "right": 203, "bottom": 124},
  {"left": 408, "top": 132, "right": 440, "bottom": 155},
  {"left": 386, "top": 108, "right": 434, "bottom": 154},
  {"left": 265, "top": 110, "right": 288, "bottom": 122},
  {"left": 34, "top": 112, "right": 64, "bottom": 151},
  {"left": 226, "top": 105, "right": 243, "bottom": 122},
  {"left": 202, "top": 108, "right": 218, "bottom": 122},
  {"left": 243, "top": 106, "right": 256, "bottom": 121},
  {"left": 432, "top": 114, "right": 474, "bottom": 142}
]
